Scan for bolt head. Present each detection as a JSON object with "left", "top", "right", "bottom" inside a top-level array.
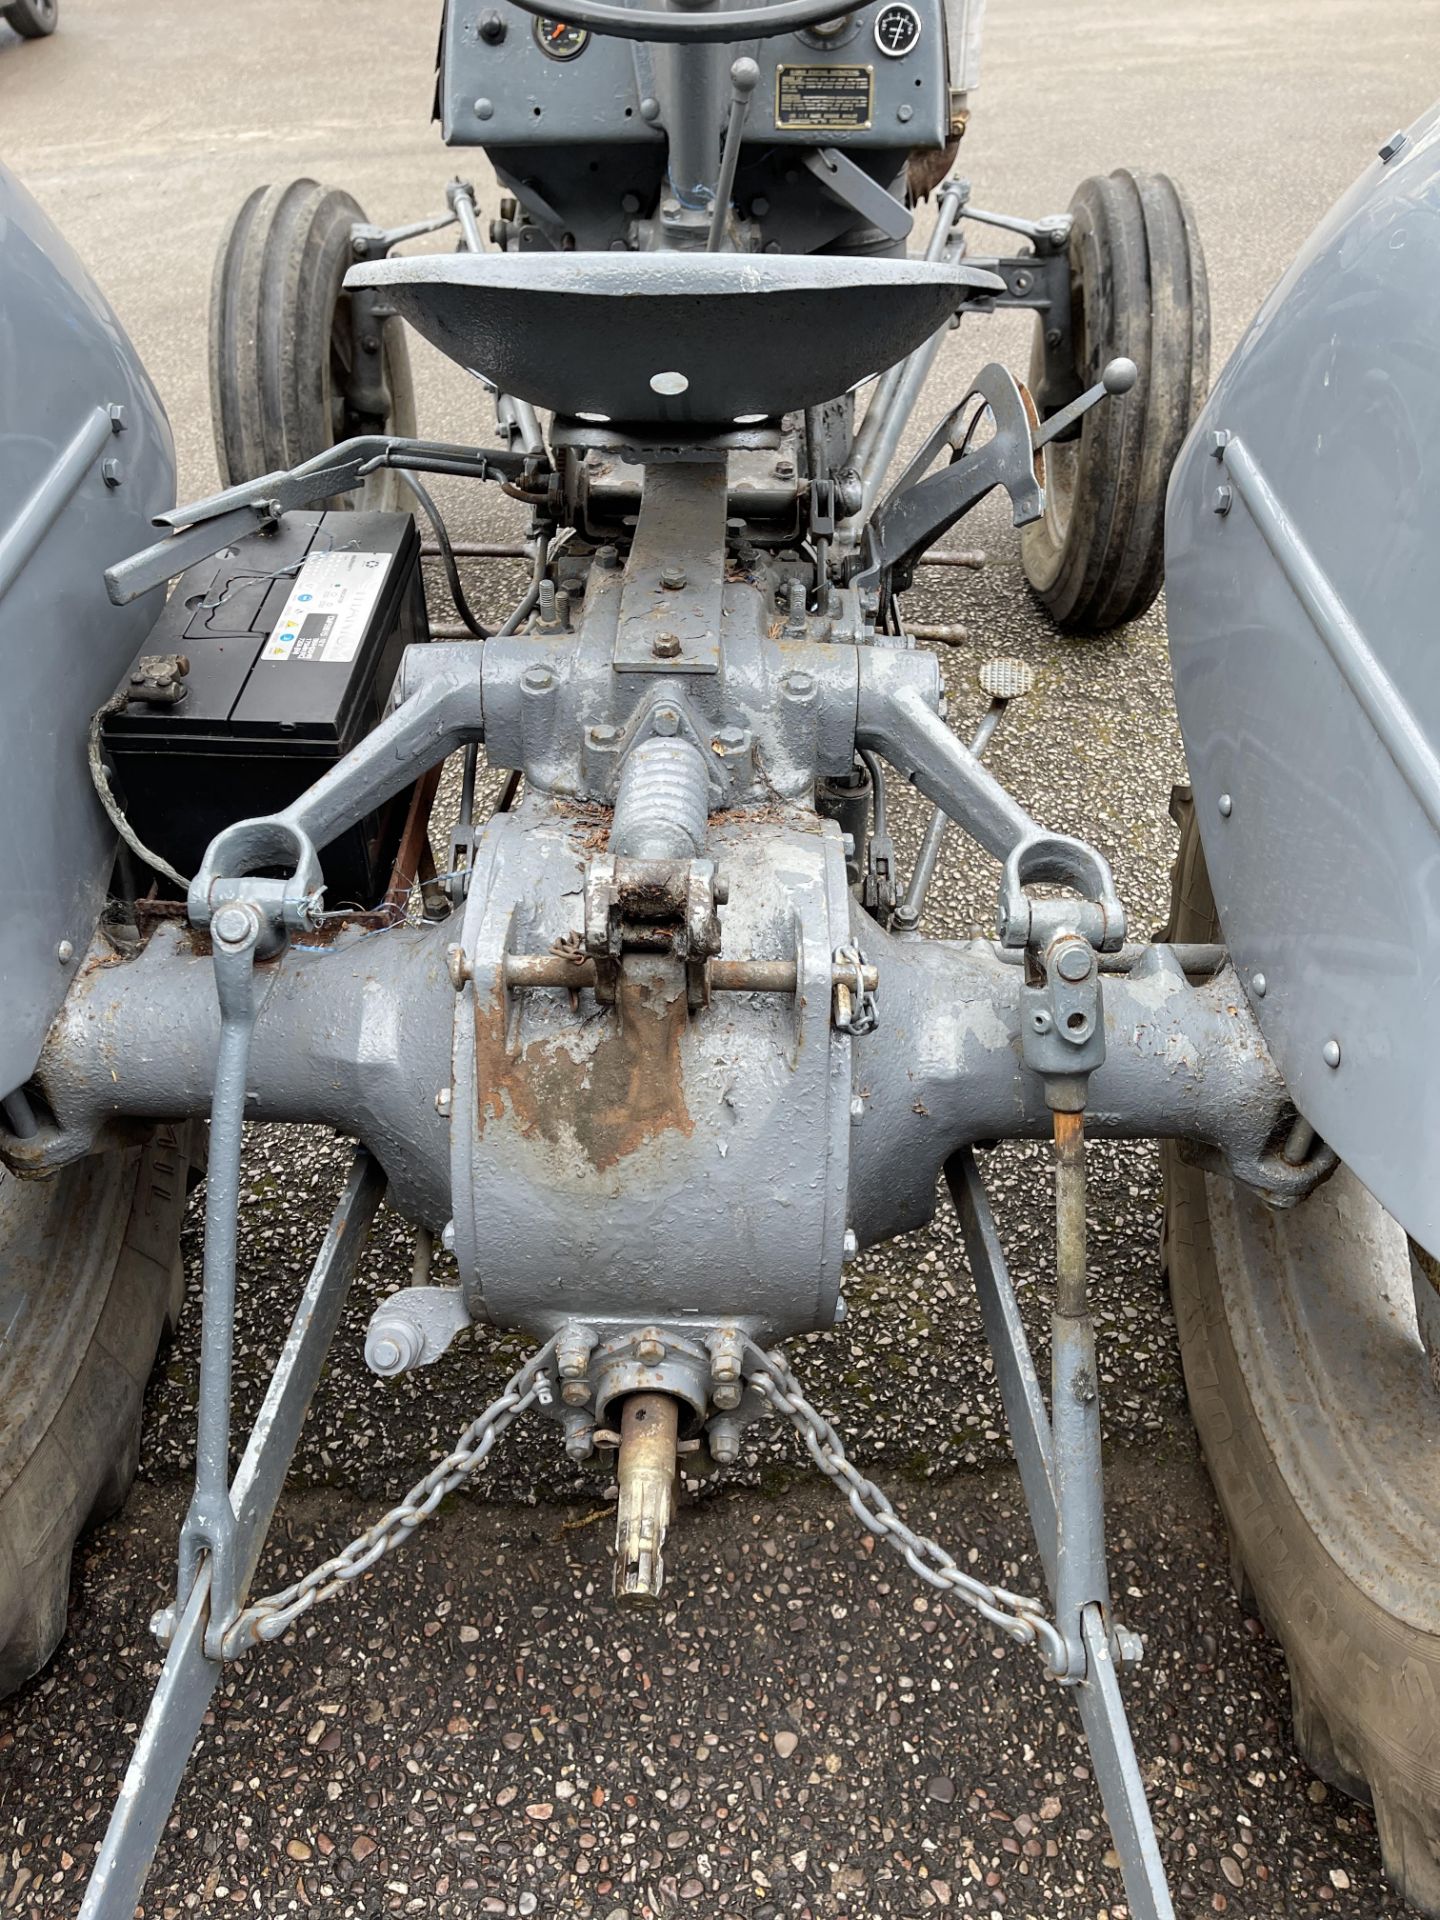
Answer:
[
  {"left": 55, "top": 938, "right": 74, "bottom": 965},
  {"left": 1217, "top": 793, "right": 1233, "bottom": 818},
  {"left": 850, "top": 1095, "right": 865, "bottom": 1123},
  {"left": 101, "top": 458, "right": 123, "bottom": 488},
  {"left": 1379, "top": 128, "right": 1409, "bottom": 163},
  {"left": 1322, "top": 1038, "right": 1342, "bottom": 1069},
  {"left": 652, "top": 706, "right": 681, "bottom": 735},
  {"left": 659, "top": 566, "right": 687, "bottom": 591},
  {"left": 635, "top": 1333, "right": 665, "bottom": 1365},
  {"left": 1208, "top": 428, "right": 1231, "bottom": 457},
  {"left": 368, "top": 1334, "right": 404, "bottom": 1375},
  {"left": 1054, "top": 942, "right": 1093, "bottom": 984},
  {"left": 782, "top": 669, "right": 816, "bottom": 702},
  {"left": 561, "top": 1378, "right": 592, "bottom": 1407},
  {"left": 652, "top": 632, "right": 682, "bottom": 660},
  {"left": 522, "top": 665, "right": 554, "bottom": 693},
  {"left": 1211, "top": 483, "right": 1233, "bottom": 516},
  {"left": 589, "top": 723, "right": 622, "bottom": 748},
  {"left": 1252, "top": 972, "right": 1267, "bottom": 998},
  {"left": 149, "top": 1606, "right": 177, "bottom": 1647},
  {"left": 107, "top": 403, "right": 128, "bottom": 433},
  {"left": 842, "top": 1228, "right": 859, "bottom": 1262},
  {"left": 212, "top": 904, "right": 256, "bottom": 947},
  {"left": 711, "top": 1380, "right": 742, "bottom": 1411},
  {"left": 435, "top": 1086, "right": 453, "bottom": 1117}
]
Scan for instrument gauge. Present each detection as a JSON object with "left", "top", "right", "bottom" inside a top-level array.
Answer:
[
  {"left": 533, "top": 15, "right": 589, "bottom": 59},
  {"left": 873, "top": 2, "right": 922, "bottom": 56}
]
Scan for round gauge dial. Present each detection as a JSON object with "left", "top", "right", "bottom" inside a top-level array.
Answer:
[
  {"left": 873, "top": 1, "right": 921, "bottom": 55},
  {"left": 532, "top": 15, "right": 589, "bottom": 58}
]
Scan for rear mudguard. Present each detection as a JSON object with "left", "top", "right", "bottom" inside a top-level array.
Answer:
[
  {"left": 0, "top": 162, "right": 175, "bottom": 1103},
  {"left": 1165, "top": 103, "right": 1440, "bottom": 1256}
]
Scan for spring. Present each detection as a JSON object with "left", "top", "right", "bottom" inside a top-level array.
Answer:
[{"left": 610, "top": 735, "right": 710, "bottom": 861}]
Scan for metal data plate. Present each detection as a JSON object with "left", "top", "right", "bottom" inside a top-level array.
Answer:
[{"left": 1164, "top": 103, "right": 1440, "bottom": 1256}]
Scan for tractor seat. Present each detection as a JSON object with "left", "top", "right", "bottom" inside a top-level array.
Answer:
[{"left": 346, "top": 250, "right": 1004, "bottom": 426}]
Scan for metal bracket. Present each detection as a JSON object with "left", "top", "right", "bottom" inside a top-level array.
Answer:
[
  {"left": 802, "top": 146, "right": 914, "bottom": 243},
  {"left": 860, "top": 362, "right": 1043, "bottom": 592},
  {"left": 365, "top": 1285, "right": 473, "bottom": 1375}
]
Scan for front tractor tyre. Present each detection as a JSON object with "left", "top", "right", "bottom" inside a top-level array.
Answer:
[{"left": 1021, "top": 169, "right": 1210, "bottom": 635}]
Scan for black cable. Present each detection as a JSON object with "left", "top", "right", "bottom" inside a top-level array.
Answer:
[{"left": 398, "top": 472, "right": 490, "bottom": 640}]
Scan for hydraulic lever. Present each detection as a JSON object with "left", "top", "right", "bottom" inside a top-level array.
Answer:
[{"left": 706, "top": 58, "right": 759, "bottom": 251}]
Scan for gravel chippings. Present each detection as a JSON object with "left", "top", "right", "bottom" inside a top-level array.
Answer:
[{"left": 0, "top": 1459, "right": 1406, "bottom": 1918}]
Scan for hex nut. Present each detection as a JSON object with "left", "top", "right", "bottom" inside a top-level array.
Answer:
[
  {"left": 435, "top": 1087, "right": 453, "bottom": 1117},
  {"left": 634, "top": 1333, "right": 665, "bottom": 1364},
  {"left": 652, "top": 632, "right": 682, "bottom": 660},
  {"left": 660, "top": 566, "right": 687, "bottom": 591},
  {"left": 561, "top": 1379, "right": 592, "bottom": 1407}
]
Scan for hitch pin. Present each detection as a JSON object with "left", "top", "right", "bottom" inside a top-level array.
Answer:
[{"left": 1031, "top": 357, "right": 1138, "bottom": 454}]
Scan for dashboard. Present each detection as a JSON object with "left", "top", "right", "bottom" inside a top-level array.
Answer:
[{"left": 438, "top": 0, "right": 950, "bottom": 154}]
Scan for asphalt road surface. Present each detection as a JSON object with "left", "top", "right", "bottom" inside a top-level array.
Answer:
[{"left": 2, "top": 2, "right": 1438, "bottom": 1915}]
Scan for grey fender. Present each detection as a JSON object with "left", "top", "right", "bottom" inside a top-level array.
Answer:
[
  {"left": 0, "top": 162, "right": 176, "bottom": 1103},
  {"left": 1164, "top": 102, "right": 1440, "bottom": 1258}
]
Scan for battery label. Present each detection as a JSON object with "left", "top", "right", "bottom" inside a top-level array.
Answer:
[
  {"left": 775, "top": 63, "right": 873, "bottom": 131},
  {"left": 263, "top": 550, "right": 389, "bottom": 664}
]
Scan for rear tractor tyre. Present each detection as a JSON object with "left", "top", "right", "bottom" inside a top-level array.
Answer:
[
  {"left": 209, "top": 179, "right": 417, "bottom": 514},
  {"left": 2, "top": 0, "right": 58, "bottom": 37},
  {"left": 0, "top": 1124, "right": 199, "bottom": 1699},
  {"left": 1162, "top": 788, "right": 1440, "bottom": 1915},
  {"left": 1021, "top": 169, "right": 1209, "bottom": 634}
]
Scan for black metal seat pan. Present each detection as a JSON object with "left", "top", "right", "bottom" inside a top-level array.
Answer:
[{"left": 346, "top": 250, "right": 1003, "bottom": 424}]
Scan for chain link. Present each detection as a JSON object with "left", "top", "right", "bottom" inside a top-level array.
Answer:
[
  {"left": 220, "top": 1339, "right": 557, "bottom": 1659},
  {"left": 742, "top": 1339, "right": 1068, "bottom": 1674},
  {"left": 831, "top": 943, "right": 879, "bottom": 1035}
]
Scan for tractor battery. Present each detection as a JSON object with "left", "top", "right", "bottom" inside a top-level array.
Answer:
[{"left": 103, "top": 509, "right": 427, "bottom": 908}]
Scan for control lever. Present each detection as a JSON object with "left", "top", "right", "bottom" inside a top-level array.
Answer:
[
  {"left": 706, "top": 58, "right": 760, "bottom": 253},
  {"left": 959, "top": 205, "right": 1074, "bottom": 254},
  {"left": 1033, "top": 357, "right": 1138, "bottom": 452}
]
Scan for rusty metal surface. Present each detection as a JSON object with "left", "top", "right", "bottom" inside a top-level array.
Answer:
[{"left": 450, "top": 795, "right": 853, "bottom": 1337}]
